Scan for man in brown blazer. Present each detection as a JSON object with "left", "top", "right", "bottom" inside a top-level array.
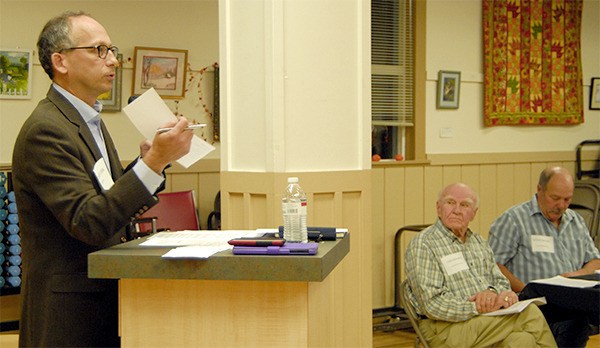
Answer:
[{"left": 12, "top": 11, "right": 193, "bottom": 347}]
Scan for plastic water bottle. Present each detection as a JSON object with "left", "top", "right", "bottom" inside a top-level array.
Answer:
[{"left": 281, "top": 177, "right": 308, "bottom": 243}]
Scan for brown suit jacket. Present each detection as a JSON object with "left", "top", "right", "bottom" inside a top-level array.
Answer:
[{"left": 12, "top": 86, "right": 159, "bottom": 347}]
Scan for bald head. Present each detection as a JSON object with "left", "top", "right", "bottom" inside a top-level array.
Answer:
[
  {"left": 538, "top": 167, "right": 574, "bottom": 191},
  {"left": 436, "top": 183, "right": 479, "bottom": 241},
  {"left": 537, "top": 167, "right": 574, "bottom": 225}
]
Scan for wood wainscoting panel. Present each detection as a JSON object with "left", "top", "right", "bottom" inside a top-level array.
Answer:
[
  {"left": 119, "top": 278, "right": 309, "bottom": 347},
  {"left": 220, "top": 170, "right": 372, "bottom": 347}
]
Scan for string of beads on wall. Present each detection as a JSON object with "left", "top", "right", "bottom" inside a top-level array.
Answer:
[{"left": 169, "top": 62, "right": 220, "bottom": 144}]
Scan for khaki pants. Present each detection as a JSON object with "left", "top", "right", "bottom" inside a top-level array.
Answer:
[{"left": 419, "top": 305, "right": 557, "bottom": 348}]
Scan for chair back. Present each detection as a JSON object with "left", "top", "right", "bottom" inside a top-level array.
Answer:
[
  {"left": 571, "top": 181, "right": 600, "bottom": 249},
  {"left": 207, "top": 191, "right": 221, "bottom": 230},
  {"left": 399, "top": 279, "right": 431, "bottom": 348},
  {"left": 136, "top": 190, "right": 200, "bottom": 233}
]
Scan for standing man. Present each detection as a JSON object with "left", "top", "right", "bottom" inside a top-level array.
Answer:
[
  {"left": 12, "top": 11, "right": 194, "bottom": 347},
  {"left": 405, "top": 183, "right": 556, "bottom": 347},
  {"left": 489, "top": 166, "right": 600, "bottom": 347}
]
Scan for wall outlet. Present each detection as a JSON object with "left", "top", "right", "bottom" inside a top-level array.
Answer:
[{"left": 439, "top": 127, "right": 454, "bottom": 138}]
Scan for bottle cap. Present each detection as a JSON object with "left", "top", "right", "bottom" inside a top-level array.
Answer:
[{"left": 287, "top": 177, "right": 298, "bottom": 183}]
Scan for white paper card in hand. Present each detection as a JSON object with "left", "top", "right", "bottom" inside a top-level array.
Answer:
[
  {"left": 483, "top": 297, "right": 547, "bottom": 316},
  {"left": 123, "top": 88, "right": 215, "bottom": 168}
]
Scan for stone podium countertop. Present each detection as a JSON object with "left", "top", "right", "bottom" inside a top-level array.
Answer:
[{"left": 88, "top": 233, "right": 349, "bottom": 282}]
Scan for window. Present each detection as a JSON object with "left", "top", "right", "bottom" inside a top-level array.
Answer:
[{"left": 371, "top": 0, "right": 415, "bottom": 160}]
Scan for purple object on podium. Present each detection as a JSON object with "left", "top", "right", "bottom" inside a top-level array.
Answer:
[{"left": 232, "top": 242, "right": 319, "bottom": 255}]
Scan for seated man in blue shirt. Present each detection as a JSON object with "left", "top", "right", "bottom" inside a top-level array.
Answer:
[
  {"left": 489, "top": 167, "right": 600, "bottom": 348},
  {"left": 405, "top": 183, "right": 556, "bottom": 347}
]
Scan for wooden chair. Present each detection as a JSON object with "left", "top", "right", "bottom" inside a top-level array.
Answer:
[{"left": 132, "top": 190, "right": 200, "bottom": 236}]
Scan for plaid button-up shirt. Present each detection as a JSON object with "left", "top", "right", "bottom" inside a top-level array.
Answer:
[{"left": 405, "top": 220, "right": 510, "bottom": 322}]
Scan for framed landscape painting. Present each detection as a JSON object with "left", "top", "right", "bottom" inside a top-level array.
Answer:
[
  {"left": 132, "top": 47, "right": 188, "bottom": 99},
  {"left": 0, "top": 48, "right": 33, "bottom": 99}
]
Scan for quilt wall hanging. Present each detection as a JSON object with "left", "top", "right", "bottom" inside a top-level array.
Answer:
[{"left": 483, "top": 0, "right": 584, "bottom": 126}]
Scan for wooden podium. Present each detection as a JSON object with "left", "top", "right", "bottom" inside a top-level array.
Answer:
[{"left": 88, "top": 234, "right": 350, "bottom": 347}]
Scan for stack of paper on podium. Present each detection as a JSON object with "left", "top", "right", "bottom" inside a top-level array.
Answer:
[{"left": 140, "top": 230, "right": 263, "bottom": 259}]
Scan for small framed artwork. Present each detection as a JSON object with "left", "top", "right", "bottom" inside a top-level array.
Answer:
[
  {"left": 436, "top": 70, "right": 461, "bottom": 109},
  {"left": 99, "top": 53, "right": 123, "bottom": 111},
  {"left": 0, "top": 48, "right": 33, "bottom": 99},
  {"left": 590, "top": 78, "right": 600, "bottom": 110},
  {"left": 132, "top": 46, "right": 188, "bottom": 99}
]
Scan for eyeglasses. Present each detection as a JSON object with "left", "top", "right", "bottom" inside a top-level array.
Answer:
[{"left": 59, "top": 45, "right": 119, "bottom": 59}]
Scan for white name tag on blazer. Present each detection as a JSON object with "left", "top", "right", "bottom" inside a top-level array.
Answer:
[
  {"left": 441, "top": 252, "right": 469, "bottom": 276},
  {"left": 93, "top": 159, "right": 114, "bottom": 191},
  {"left": 531, "top": 235, "right": 554, "bottom": 253}
]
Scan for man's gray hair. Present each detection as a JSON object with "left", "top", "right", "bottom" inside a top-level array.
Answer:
[
  {"left": 538, "top": 166, "right": 572, "bottom": 191},
  {"left": 37, "top": 10, "right": 91, "bottom": 79}
]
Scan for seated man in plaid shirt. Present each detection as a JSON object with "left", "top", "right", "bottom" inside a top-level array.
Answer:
[{"left": 405, "top": 183, "right": 556, "bottom": 348}]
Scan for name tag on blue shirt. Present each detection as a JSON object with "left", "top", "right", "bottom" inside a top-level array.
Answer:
[{"left": 531, "top": 235, "right": 554, "bottom": 253}]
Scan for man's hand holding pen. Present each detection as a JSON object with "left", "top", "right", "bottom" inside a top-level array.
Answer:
[
  {"left": 140, "top": 117, "right": 194, "bottom": 174},
  {"left": 156, "top": 123, "right": 205, "bottom": 134}
]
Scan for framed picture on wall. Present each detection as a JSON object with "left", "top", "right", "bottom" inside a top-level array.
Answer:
[
  {"left": 132, "top": 47, "right": 188, "bottom": 99},
  {"left": 0, "top": 48, "right": 33, "bottom": 99},
  {"left": 590, "top": 78, "right": 600, "bottom": 110},
  {"left": 436, "top": 70, "right": 461, "bottom": 109},
  {"left": 98, "top": 53, "right": 123, "bottom": 111}
]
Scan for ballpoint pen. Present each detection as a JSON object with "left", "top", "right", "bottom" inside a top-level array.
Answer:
[{"left": 156, "top": 123, "right": 206, "bottom": 134}]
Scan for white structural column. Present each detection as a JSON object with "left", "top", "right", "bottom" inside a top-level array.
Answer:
[
  {"left": 219, "top": 0, "right": 371, "bottom": 173},
  {"left": 218, "top": 1, "right": 373, "bottom": 347}
]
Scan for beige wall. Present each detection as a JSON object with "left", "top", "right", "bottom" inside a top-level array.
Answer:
[{"left": 425, "top": 0, "right": 600, "bottom": 154}]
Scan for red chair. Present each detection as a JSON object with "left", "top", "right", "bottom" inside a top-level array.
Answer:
[{"left": 133, "top": 190, "right": 200, "bottom": 236}]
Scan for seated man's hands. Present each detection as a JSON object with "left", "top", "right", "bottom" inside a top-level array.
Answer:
[
  {"left": 469, "top": 289, "right": 500, "bottom": 313},
  {"left": 141, "top": 117, "right": 194, "bottom": 173},
  {"left": 497, "top": 290, "right": 518, "bottom": 308},
  {"left": 469, "top": 289, "right": 519, "bottom": 314}
]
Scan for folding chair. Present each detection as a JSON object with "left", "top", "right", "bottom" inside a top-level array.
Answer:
[
  {"left": 373, "top": 224, "right": 430, "bottom": 332},
  {"left": 132, "top": 190, "right": 200, "bottom": 236},
  {"left": 571, "top": 181, "right": 600, "bottom": 249},
  {"left": 207, "top": 191, "right": 221, "bottom": 230},
  {"left": 399, "top": 279, "right": 431, "bottom": 348},
  {"left": 575, "top": 140, "right": 600, "bottom": 180}
]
